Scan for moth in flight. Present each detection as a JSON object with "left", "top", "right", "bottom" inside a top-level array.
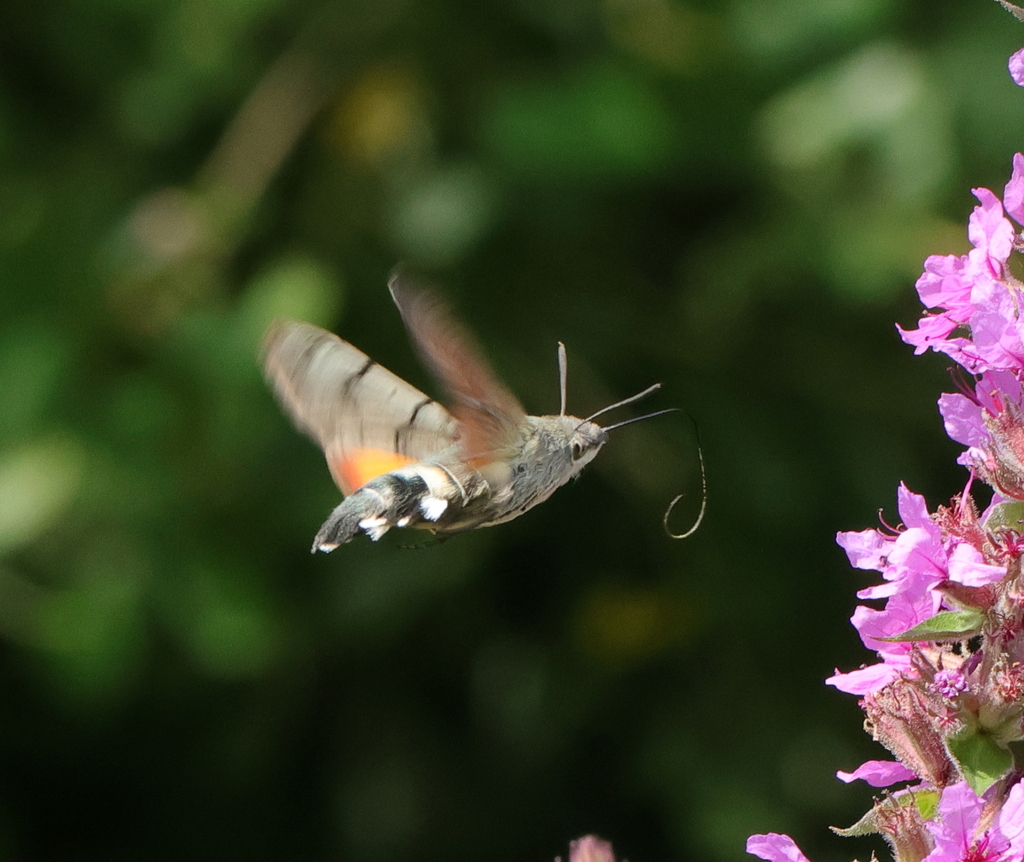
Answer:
[{"left": 262, "top": 274, "right": 673, "bottom": 551}]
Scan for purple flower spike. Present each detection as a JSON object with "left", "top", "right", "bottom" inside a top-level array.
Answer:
[{"left": 749, "top": 149, "right": 1024, "bottom": 862}]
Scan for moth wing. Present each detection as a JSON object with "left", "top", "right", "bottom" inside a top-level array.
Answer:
[
  {"left": 262, "top": 319, "right": 458, "bottom": 495},
  {"left": 388, "top": 274, "right": 526, "bottom": 465}
]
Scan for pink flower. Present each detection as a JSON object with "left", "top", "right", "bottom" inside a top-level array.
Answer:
[
  {"left": 828, "top": 474, "right": 1008, "bottom": 697},
  {"left": 836, "top": 760, "right": 916, "bottom": 787},
  {"left": 968, "top": 188, "right": 1015, "bottom": 269},
  {"left": 922, "top": 781, "right": 1024, "bottom": 862},
  {"left": 899, "top": 158, "right": 1024, "bottom": 376},
  {"left": 939, "top": 392, "right": 987, "bottom": 450},
  {"left": 932, "top": 669, "right": 967, "bottom": 699},
  {"left": 559, "top": 836, "right": 616, "bottom": 862},
  {"left": 827, "top": 571, "right": 941, "bottom": 694},
  {"left": 947, "top": 543, "right": 1005, "bottom": 586},
  {"left": 836, "top": 527, "right": 891, "bottom": 570},
  {"left": 1012, "top": 48, "right": 1024, "bottom": 86},
  {"left": 1003, "top": 153, "right": 1024, "bottom": 222},
  {"left": 837, "top": 485, "right": 949, "bottom": 602},
  {"left": 746, "top": 833, "right": 812, "bottom": 862},
  {"left": 825, "top": 661, "right": 899, "bottom": 695}
]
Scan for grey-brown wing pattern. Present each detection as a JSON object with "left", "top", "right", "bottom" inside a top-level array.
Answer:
[{"left": 262, "top": 320, "right": 458, "bottom": 494}]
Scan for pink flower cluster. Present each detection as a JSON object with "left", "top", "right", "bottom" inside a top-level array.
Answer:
[
  {"left": 900, "top": 153, "right": 1024, "bottom": 373},
  {"left": 749, "top": 153, "right": 1024, "bottom": 862}
]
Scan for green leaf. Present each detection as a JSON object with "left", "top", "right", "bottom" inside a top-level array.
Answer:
[
  {"left": 948, "top": 729, "right": 1013, "bottom": 795},
  {"left": 878, "top": 610, "right": 985, "bottom": 642},
  {"left": 831, "top": 788, "right": 940, "bottom": 837},
  {"left": 832, "top": 807, "right": 879, "bottom": 838},
  {"left": 913, "top": 786, "right": 940, "bottom": 821},
  {"left": 984, "top": 501, "right": 1024, "bottom": 533}
]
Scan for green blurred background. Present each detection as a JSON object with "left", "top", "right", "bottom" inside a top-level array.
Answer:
[{"left": 1, "top": 0, "right": 1020, "bottom": 859}]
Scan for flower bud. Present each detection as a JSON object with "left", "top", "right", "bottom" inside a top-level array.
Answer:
[{"left": 862, "top": 680, "right": 956, "bottom": 788}]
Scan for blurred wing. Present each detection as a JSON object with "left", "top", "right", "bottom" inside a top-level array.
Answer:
[
  {"left": 388, "top": 273, "right": 526, "bottom": 464},
  {"left": 262, "top": 319, "right": 458, "bottom": 495}
]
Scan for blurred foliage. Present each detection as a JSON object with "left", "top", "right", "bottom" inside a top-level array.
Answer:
[{"left": 0, "top": 0, "right": 1021, "bottom": 859}]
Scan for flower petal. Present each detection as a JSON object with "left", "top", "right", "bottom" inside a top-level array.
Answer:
[
  {"left": 1010, "top": 49, "right": 1024, "bottom": 88},
  {"left": 746, "top": 834, "right": 812, "bottom": 862},
  {"left": 836, "top": 760, "right": 916, "bottom": 787}
]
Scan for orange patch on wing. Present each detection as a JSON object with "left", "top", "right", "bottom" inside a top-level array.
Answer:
[{"left": 330, "top": 449, "right": 417, "bottom": 495}]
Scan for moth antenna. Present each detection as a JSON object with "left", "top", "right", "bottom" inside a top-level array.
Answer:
[
  {"left": 584, "top": 383, "right": 661, "bottom": 423},
  {"left": 557, "top": 342, "right": 568, "bottom": 416},
  {"left": 665, "top": 417, "right": 707, "bottom": 540},
  {"left": 602, "top": 407, "right": 680, "bottom": 433}
]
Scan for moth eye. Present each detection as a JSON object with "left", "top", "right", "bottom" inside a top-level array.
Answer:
[{"left": 571, "top": 442, "right": 584, "bottom": 461}]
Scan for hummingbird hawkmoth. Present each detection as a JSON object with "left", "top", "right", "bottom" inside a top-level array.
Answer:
[{"left": 262, "top": 274, "right": 675, "bottom": 552}]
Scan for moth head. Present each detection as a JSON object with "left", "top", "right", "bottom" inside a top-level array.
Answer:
[
  {"left": 555, "top": 342, "right": 675, "bottom": 467},
  {"left": 567, "top": 419, "right": 608, "bottom": 470},
  {"left": 563, "top": 392, "right": 673, "bottom": 472}
]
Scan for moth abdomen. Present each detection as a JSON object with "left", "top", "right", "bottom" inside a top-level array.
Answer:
[{"left": 311, "top": 464, "right": 469, "bottom": 551}]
